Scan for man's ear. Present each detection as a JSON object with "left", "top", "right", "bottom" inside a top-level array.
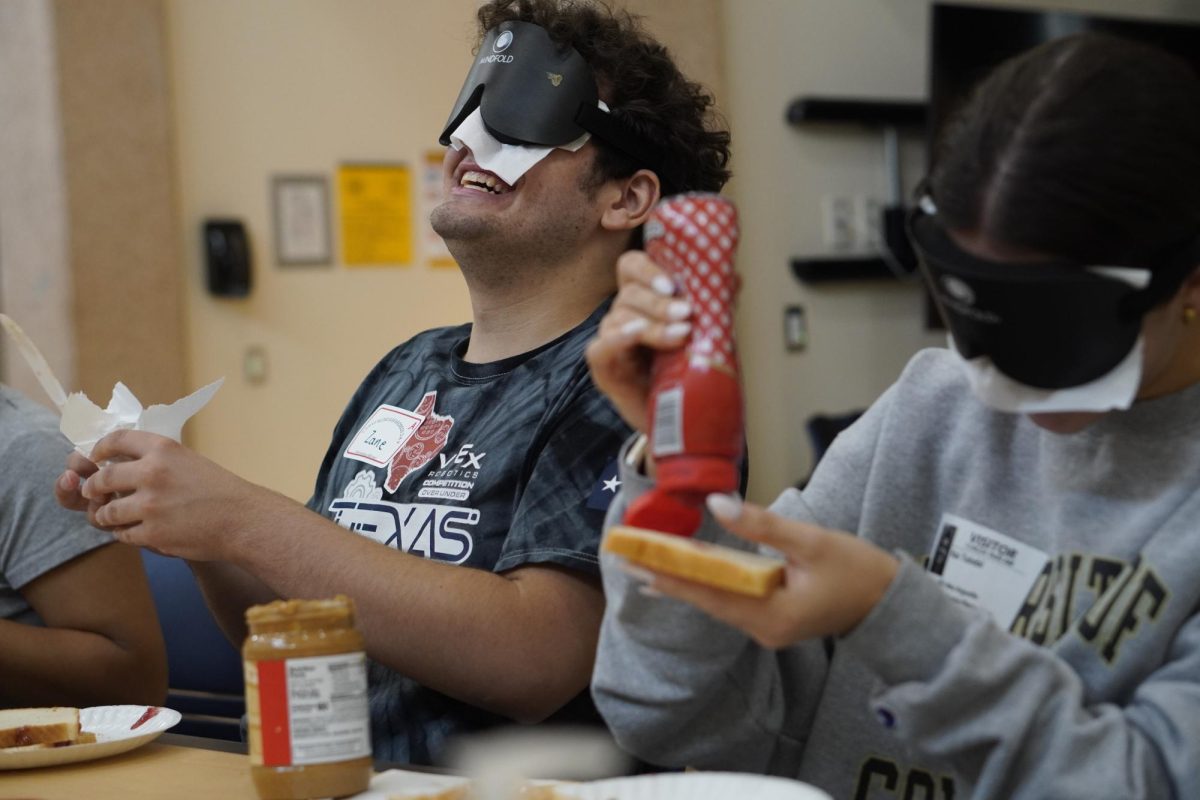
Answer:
[
  {"left": 1176, "top": 264, "right": 1200, "bottom": 311},
  {"left": 600, "top": 169, "right": 661, "bottom": 232}
]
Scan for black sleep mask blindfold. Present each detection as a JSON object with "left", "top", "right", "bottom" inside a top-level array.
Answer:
[
  {"left": 908, "top": 194, "right": 1199, "bottom": 390},
  {"left": 438, "top": 21, "right": 664, "bottom": 177}
]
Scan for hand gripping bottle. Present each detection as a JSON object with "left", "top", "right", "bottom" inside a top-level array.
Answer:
[{"left": 624, "top": 193, "right": 743, "bottom": 536}]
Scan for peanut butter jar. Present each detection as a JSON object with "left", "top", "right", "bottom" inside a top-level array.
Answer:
[{"left": 244, "top": 596, "right": 372, "bottom": 799}]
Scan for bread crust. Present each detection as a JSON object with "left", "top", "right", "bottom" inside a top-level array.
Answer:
[
  {"left": 603, "top": 525, "right": 785, "bottom": 597},
  {"left": 0, "top": 707, "right": 81, "bottom": 749}
]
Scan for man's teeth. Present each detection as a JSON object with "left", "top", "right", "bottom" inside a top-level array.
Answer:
[{"left": 459, "top": 170, "right": 511, "bottom": 194}]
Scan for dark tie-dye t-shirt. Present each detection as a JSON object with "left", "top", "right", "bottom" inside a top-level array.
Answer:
[{"left": 306, "top": 300, "right": 629, "bottom": 765}]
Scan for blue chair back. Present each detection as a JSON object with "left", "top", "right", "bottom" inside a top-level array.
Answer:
[
  {"left": 798, "top": 409, "right": 865, "bottom": 488},
  {"left": 140, "top": 550, "right": 245, "bottom": 741}
]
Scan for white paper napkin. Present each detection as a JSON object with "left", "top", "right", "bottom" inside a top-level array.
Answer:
[
  {"left": 58, "top": 378, "right": 224, "bottom": 456},
  {"left": 0, "top": 313, "right": 223, "bottom": 456}
]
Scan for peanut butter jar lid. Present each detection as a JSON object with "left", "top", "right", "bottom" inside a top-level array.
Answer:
[{"left": 245, "top": 595, "right": 356, "bottom": 627}]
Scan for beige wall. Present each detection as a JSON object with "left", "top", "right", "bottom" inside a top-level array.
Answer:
[
  {"left": 9, "top": 0, "right": 1200, "bottom": 504},
  {"left": 0, "top": 0, "right": 185, "bottom": 411},
  {"left": 725, "top": 0, "right": 1200, "bottom": 502},
  {"left": 169, "top": 0, "right": 478, "bottom": 500},
  {"left": 55, "top": 0, "right": 186, "bottom": 406},
  {"left": 0, "top": 0, "right": 74, "bottom": 402},
  {"left": 167, "top": 0, "right": 723, "bottom": 501}
]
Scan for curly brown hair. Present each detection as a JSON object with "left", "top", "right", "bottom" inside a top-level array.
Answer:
[{"left": 476, "top": 0, "right": 731, "bottom": 198}]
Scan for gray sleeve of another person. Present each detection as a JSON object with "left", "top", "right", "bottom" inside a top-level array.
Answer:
[
  {"left": 590, "top": 438, "right": 838, "bottom": 775},
  {"left": 0, "top": 422, "right": 111, "bottom": 622}
]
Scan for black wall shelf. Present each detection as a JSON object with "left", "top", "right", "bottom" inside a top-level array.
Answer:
[
  {"left": 786, "top": 97, "right": 927, "bottom": 128},
  {"left": 787, "top": 96, "right": 928, "bottom": 283},
  {"left": 791, "top": 257, "right": 900, "bottom": 284}
]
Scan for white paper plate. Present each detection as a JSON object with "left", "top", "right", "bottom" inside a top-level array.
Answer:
[
  {"left": 347, "top": 768, "right": 472, "bottom": 799},
  {"left": 0, "top": 705, "right": 181, "bottom": 770},
  {"left": 551, "top": 772, "right": 831, "bottom": 800}
]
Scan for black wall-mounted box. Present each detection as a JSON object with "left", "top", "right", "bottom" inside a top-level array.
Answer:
[{"left": 203, "top": 219, "right": 252, "bottom": 297}]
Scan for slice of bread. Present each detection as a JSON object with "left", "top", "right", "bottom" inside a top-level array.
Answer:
[
  {"left": 1, "top": 730, "right": 98, "bottom": 753},
  {"left": 0, "top": 707, "right": 81, "bottom": 749},
  {"left": 604, "top": 525, "right": 785, "bottom": 597},
  {"left": 519, "top": 780, "right": 570, "bottom": 799}
]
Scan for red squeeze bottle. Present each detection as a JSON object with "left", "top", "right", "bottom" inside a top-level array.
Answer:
[{"left": 624, "top": 193, "right": 743, "bottom": 536}]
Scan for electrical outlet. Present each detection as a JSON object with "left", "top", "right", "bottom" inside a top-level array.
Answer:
[
  {"left": 243, "top": 345, "right": 268, "bottom": 385},
  {"left": 783, "top": 305, "right": 807, "bottom": 352},
  {"left": 820, "top": 195, "right": 854, "bottom": 251},
  {"left": 853, "top": 195, "right": 884, "bottom": 251}
]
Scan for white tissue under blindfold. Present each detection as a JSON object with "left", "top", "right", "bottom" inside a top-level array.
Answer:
[
  {"left": 439, "top": 20, "right": 664, "bottom": 187},
  {"left": 908, "top": 195, "right": 1170, "bottom": 413},
  {"left": 448, "top": 103, "right": 605, "bottom": 187},
  {"left": 950, "top": 330, "right": 1145, "bottom": 413}
]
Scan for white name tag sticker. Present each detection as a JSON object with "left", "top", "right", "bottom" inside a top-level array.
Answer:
[
  {"left": 928, "top": 513, "right": 1049, "bottom": 628},
  {"left": 343, "top": 404, "right": 425, "bottom": 467}
]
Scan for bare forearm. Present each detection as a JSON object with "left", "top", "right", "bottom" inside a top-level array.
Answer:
[
  {"left": 229, "top": 506, "right": 602, "bottom": 723},
  {"left": 0, "top": 619, "right": 165, "bottom": 708},
  {"left": 188, "top": 560, "right": 279, "bottom": 647}
]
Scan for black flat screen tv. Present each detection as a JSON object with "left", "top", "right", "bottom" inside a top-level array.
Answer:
[{"left": 929, "top": 3, "right": 1200, "bottom": 148}]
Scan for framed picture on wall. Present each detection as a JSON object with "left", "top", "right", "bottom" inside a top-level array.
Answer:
[{"left": 271, "top": 175, "right": 332, "bottom": 265}]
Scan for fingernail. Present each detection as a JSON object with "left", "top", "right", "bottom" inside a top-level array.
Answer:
[
  {"left": 663, "top": 322, "right": 691, "bottom": 340},
  {"left": 637, "top": 584, "right": 664, "bottom": 599},
  {"left": 666, "top": 300, "right": 691, "bottom": 321},
  {"left": 618, "top": 561, "right": 658, "bottom": 584},
  {"left": 706, "top": 492, "right": 743, "bottom": 521},
  {"left": 620, "top": 317, "right": 649, "bottom": 337},
  {"left": 80, "top": 477, "right": 91, "bottom": 499},
  {"left": 651, "top": 275, "right": 676, "bottom": 296}
]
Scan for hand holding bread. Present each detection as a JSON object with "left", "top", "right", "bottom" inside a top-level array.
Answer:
[{"left": 614, "top": 494, "right": 900, "bottom": 647}]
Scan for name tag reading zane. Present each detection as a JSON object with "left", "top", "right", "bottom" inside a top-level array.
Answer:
[{"left": 343, "top": 404, "right": 425, "bottom": 467}]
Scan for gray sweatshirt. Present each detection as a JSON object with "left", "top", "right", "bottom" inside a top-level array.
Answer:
[{"left": 592, "top": 348, "right": 1200, "bottom": 800}]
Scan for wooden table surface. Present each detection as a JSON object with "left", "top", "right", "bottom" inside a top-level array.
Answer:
[
  {"left": 0, "top": 739, "right": 257, "bottom": 799},
  {"left": 0, "top": 733, "right": 457, "bottom": 800}
]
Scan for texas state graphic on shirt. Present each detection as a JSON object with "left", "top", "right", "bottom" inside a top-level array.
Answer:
[{"left": 330, "top": 392, "right": 478, "bottom": 564}]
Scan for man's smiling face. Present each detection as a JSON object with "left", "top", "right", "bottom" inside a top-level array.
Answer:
[{"left": 430, "top": 142, "right": 611, "bottom": 274}]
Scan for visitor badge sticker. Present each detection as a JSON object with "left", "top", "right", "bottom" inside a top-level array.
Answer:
[
  {"left": 343, "top": 404, "right": 426, "bottom": 467},
  {"left": 928, "top": 513, "right": 1049, "bottom": 628}
]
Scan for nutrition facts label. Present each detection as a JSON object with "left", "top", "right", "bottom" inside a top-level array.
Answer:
[{"left": 256, "top": 652, "right": 371, "bottom": 766}]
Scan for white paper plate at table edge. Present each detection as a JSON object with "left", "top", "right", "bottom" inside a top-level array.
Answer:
[
  {"left": 0, "top": 705, "right": 181, "bottom": 771},
  {"left": 348, "top": 767, "right": 472, "bottom": 798},
  {"left": 549, "top": 771, "right": 831, "bottom": 800}
]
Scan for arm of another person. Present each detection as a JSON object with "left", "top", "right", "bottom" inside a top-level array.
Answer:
[
  {"left": 856, "top": 565, "right": 1200, "bottom": 799},
  {"left": 592, "top": 463, "right": 832, "bottom": 775},
  {"left": 586, "top": 251, "right": 887, "bottom": 771},
  {"left": 57, "top": 460, "right": 276, "bottom": 650},
  {"left": 0, "top": 541, "right": 167, "bottom": 708},
  {"left": 59, "top": 431, "right": 607, "bottom": 726}
]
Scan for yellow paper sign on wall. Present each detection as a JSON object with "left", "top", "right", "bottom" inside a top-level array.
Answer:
[
  {"left": 422, "top": 149, "right": 457, "bottom": 269},
  {"left": 338, "top": 163, "right": 412, "bottom": 267}
]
